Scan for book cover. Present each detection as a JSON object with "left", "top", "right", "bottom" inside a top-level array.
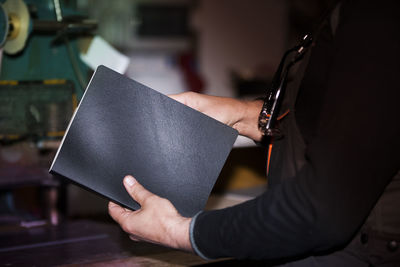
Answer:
[{"left": 50, "top": 65, "right": 238, "bottom": 217}]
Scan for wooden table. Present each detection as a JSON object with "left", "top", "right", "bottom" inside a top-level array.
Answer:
[{"left": 0, "top": 219, "right": 213, "bottom": 266}]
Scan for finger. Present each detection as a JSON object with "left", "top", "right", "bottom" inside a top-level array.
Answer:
[
  {"left": 168, "top": 94, "right": 178, "bottom": 100},
  {"left": 123, "top": 175, "right": 154, "bottom": 206},
  {"left": 168, "top": 94, "right": 187, "bottom": 105},
  {"left": 129, "top": 235, "right": 140, "bottom": 242},
  {"left": 108, "top": 201, "right": 129, "bottom": 223}
]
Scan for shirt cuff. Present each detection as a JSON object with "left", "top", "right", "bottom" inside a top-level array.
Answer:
[{"left": 189, "top": 211, "right": 214, "bottom": 260}]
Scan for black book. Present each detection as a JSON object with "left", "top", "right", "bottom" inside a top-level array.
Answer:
[{"left": 49, "top": 66, "right": 238, "bottom": 217}]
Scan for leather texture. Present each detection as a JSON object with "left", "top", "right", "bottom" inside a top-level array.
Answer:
[{"left": 50, "top": 65, "right": 238, "bottom": 217}]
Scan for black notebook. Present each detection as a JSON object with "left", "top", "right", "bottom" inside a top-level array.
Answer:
[{"left": 49, "top": 65, "right": 238, "bottom": 217}]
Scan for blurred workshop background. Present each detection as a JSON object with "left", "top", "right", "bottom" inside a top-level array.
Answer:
[{"left": 0, "top": 0, "right": 332, "bottom": 265}]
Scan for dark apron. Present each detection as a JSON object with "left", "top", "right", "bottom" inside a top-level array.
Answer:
[{"left": 267, "top": 5, "right": 400, "bottom": 266}]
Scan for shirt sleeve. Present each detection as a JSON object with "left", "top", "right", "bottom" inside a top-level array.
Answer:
[{"left": 191, "top": 0, "right": 400, "bottom": 260}]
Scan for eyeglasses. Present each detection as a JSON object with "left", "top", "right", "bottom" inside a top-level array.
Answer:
[{"left": 258, "top": 34, "right": 313, "bottom": 138}]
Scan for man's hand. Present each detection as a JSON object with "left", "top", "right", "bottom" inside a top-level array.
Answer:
[
  {"left": 169, "top": 92, "right": 263, "bottom": 141},
  {"left": 108, "top": 175, "right": 193, "bottom": 252}
]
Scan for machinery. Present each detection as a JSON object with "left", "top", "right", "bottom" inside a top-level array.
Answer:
[
  {"left": 0, "top": 0, "right": 96, "bottom": 141},
  {"left": 0, "top": 0, "right": 30, "bottom": 55},
  {"left": 0, "top": 0, "right": 97, "bottom": 225}
]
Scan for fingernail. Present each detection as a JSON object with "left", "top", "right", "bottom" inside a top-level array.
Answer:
[{"left": 124, "top": 176, "right": 136, "bottom": 187}]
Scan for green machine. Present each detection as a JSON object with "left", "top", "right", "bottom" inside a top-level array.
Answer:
[{"left": 0, "top": 0, "right": 96, "bottom": 141}]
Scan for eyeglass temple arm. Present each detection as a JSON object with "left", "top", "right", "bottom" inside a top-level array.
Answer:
[{"left": 264, "top": 34, "right": 313, "bottom": 134}]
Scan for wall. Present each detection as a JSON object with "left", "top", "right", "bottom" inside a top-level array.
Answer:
[{"left": 192, "top": 0, "right": 289, "bottom": 97}]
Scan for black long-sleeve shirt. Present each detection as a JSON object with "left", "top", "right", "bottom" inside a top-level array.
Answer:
[{"left": 190, "top": 0, "right": 400, "bottom": 260}]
